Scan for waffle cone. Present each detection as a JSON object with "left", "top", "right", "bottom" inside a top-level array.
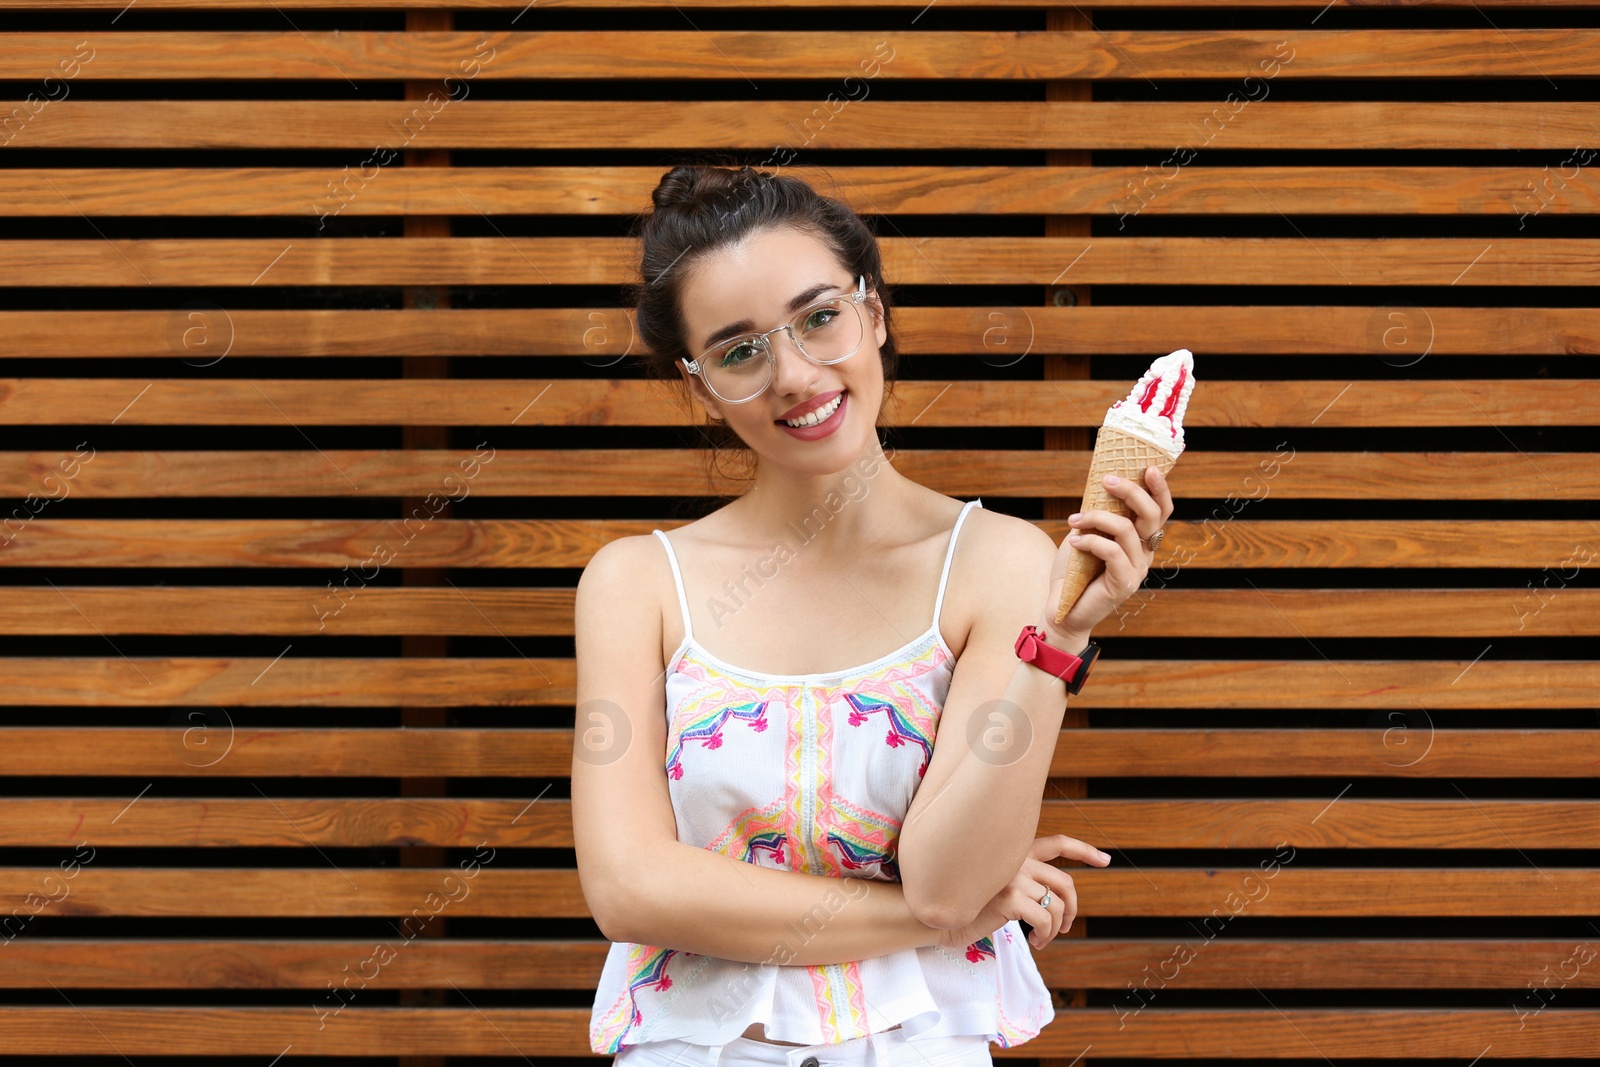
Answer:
[{"left": 1053, "top": 426, "right": 1180, "bottom": 625}]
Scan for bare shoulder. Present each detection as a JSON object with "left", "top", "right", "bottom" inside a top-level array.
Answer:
[
  {"left": 579, "top": 532, "right": 662, "bottom": 594},
  {"left": 575, "top": 533, "right": 672, "bottom": 645},
  {"left": 944, "top": 505, "right": 1057, "bottom": 657},
  {"left": 964, "top": 504, "right": 1056, "bottom": 567}
]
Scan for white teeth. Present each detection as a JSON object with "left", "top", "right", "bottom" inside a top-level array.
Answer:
[{"left": 783, "top": 392, "right": 843, "bottom": 427}]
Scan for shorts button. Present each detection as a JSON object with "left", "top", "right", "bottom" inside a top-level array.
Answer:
[{"left": 800, "top": 1058, "right": 820, "bottom": 1067}]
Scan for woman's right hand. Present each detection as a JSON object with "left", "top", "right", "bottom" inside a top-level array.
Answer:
[{"left": 934, "top": 834, "right": 1111, "bottom": 954}]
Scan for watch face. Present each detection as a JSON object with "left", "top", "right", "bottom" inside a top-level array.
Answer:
[{"left": 1069, "top": 642, "right": 1100, "bottom": 693}]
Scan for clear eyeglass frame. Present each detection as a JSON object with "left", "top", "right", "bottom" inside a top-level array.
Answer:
[{"left": 680, "top": 275, "right": 875, "bottom": 405}]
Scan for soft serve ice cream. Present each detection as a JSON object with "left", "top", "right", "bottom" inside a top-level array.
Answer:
[
  {"left": 1104, "top": 349, "right": 1192, "bottom": 454},
  {"left": 1054, "top": 348, "right": 1196, "bottom": 625}
]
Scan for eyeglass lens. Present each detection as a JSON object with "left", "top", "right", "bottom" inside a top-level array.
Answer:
[{"left": 701, "top": 295, "right": 865, "bottom": 403}]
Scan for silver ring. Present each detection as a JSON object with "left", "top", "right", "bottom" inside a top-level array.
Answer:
[
  {"left": 1038, "top": 889, "right": 1052, "bottom": 908},
  {"left": 1143, "top": 528, "right": 1165, "bottom": 553}
]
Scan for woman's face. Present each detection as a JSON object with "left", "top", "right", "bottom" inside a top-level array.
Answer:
[{"left": 676, "top": 225, "right": 888, "bottom": 475}]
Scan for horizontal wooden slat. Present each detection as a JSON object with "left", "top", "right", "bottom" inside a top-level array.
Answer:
[
  {"left": 0, "top": 728, "right": 1588, "bottom": 778},
  {"left": 5, "top": 30, "right": 1599, "bottom": 80},
  {"left": 9, "top": 167, "right": 1600, "bottom": 219},
  {"left": 1037, "top": 799, "right": 1600, "bottom": 849},
  {"left": 0, "top": 940, "right": 616, "bottom": 990},
  {"left": 2, "top": 519, "right": 1594, "bottom": 570},
  {"left": 4, "top": 380, "right": 1595, "bottom": 427},
  {"left": 4, "top": 450, "right": 1597, "bottom": 501},
  {"left": 3, "top": 587, "right": 1597, "bottom": 638},
  {"left": 0, "top": 866, "right": 1591, "bottom": 917},
  {"left": 3, "top": 236, "right": 1598, "bottom": 287},
  {"left": 1052, "top": 729, "right": 1600, "bottom": 778},
  {"left": 1, "top": 798, "right": 1594, "bottom": 848},
  {"left": 0, "top": 867, "right": 588, "bottom": 918},
  {"left": 1038, "top": 940, "right": 1600, "bottom": 990},
  {"left": 4, "top": 938, "right": 1590, "bottom": 991},
  {"left": 0, "top": 1006, "right": 1591, "bottom": 1058},
  {"left": 0, "top": 657, "right": 1592, "bottom": 707},
  {"left": 1123, "top": 588, "right": 1600, "bottom": 638},
  {"left": 4, "top": 306, "right": 1598, "bottom": 358},
  {"left": 5, "top": 101, "right": 1600, "bottom": 150}
]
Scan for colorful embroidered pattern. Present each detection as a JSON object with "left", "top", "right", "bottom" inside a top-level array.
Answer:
[
  {"left": 665, "top": 697, "right": 773, "bottom": 780},
  {"left": 590, "top": 945, "right": 678, "bottom": 1053},
  {"left": 964, "top": 935, "right": 996, "bottom": 964},
  {"left": 842, "top": 689, "right": 936, "bottom": 778}
]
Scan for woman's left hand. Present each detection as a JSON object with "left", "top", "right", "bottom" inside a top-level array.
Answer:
[{"left": 1046, "top": 465, "right": 1175, "bottom": 640}]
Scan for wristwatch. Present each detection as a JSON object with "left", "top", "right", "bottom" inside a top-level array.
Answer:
[{"left": 1014, "top": 625, "right": 1100, "bottom": 695}]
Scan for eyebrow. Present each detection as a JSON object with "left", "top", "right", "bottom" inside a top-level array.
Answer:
[{"left": 700, "top": 280, "right": 846, "bottom": 352}]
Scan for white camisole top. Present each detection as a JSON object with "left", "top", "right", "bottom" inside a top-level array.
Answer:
[{"left": 588, "top": 497, "right": 1055, "bottom": 1055}]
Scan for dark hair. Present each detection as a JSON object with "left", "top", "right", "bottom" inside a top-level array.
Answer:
[{"left": 625, "top": 161, "right": 899, "bottom": 490}]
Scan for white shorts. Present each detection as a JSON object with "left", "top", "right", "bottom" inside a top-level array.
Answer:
[{"left": 613, "top": 1029, "right": 993, "bottom": 1067}]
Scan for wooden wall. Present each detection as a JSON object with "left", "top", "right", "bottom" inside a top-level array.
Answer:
[{"left": 1, "top": 0, "right": 1596, "bottom": 1061}]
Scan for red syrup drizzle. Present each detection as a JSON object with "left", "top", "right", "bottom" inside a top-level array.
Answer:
[
  {"left": 1125, "top": 362, "right": 1188, "bottom": 441},
  {"left": 1134, "top": 375, "right": 1161, "bottom": 412},
  {"left": 1120, "top": 361, "right": 1196, "bottom": 441},
  {"left": 1156, "top": 363, "right": 1188, "bottom": 440}
]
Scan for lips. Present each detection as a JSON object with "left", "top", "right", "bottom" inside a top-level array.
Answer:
[{"left": 775, "top": 388, "right": 844, "bottom": 423}]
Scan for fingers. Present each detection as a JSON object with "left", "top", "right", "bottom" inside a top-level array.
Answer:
[
  {"left": 1101, "top": 470, "right": 1164, "bottom": 531},
  {"left": 1056, "top": 870, "right": 1081, "bottom": 940},
  {"left": 1141, "top": 465, "right": 1176, "bottom": 524},
  {"left": 1031, "top": 833, "right": 1113, "bottom": 866},
  {"left": 1067, "top": 525, "right": 1141, "bottom": 594},
  {"left": 1071, "top": 507, "right": 1146, "bottom": 569},
  {"left": 1016, "top": 871, "right": 1060, "bottom": 948},
  {"left": 1017, "top": 864, "right": 1078, "bottom": 948},
  {"left": 1014, "top": 838, "right": 1110, "bottom": 949}
]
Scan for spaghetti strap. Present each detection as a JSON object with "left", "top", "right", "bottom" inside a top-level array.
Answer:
[
  {"left": 931, "top": 498, "right": 983, "bottom": 633},
  {"left": 651, "top": 529, "right": 695, "bottom": 645}
]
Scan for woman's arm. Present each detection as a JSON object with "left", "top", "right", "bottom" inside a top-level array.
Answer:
[
  {"left": 596, "top": 840, "right": 946, "bottom": 965},
  {"left": 897, "top": 475, "right": 1168, "bottom": 929},
  {"left": 572, "top": 534, "right": 946, "bottom": 966},
  {"left": 894, "top": 517, "right": 1084, "bottom": 930}
]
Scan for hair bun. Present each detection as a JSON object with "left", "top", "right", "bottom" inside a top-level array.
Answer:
[
  {"left": 651, "top": 164, "right": 772, "bottom": 211},
  {"left": 651, "top": 165, "right": 714, "bottom": 211}
]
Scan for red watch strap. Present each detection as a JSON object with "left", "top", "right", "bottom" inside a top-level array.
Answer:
[{"left": 1014, "top": 624, "right": 1083, "bottom": 683}]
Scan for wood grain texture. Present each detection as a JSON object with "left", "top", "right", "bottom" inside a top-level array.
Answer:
[
  {"left": 0, "top": 866, "right": 1593, "bottom": 917},
  {"left": 3, "top": 31, "right": 1597, "bottom": 80},
  {"left": 2, "top": 378, "right": 1594, "bottom": 426},
  {"left": 1, "top": 798, "right": 1595, "bottom": 848},
  {"left": 3, "top": 306, "right": 1598, "bottom": 357},
  {"left": 0, "top": 1006, "right": 1589, "bottom": 1057},
  {"left": 6, "top": 101, "right": 1600, "bottom": 150},
  {"left": 1, "top": 938, "right": 1591, "bottom": 990},
  {"left": 5, "top": 166, "right": 1600, "bottom": 218},
  {"left": 2, "top": 236, "right": 1598, "bottom": 286},
  {"left": 0, "top": 728, "right": 1590, "bottom": 778},
  {"left": 1, "top": 518, "right": 1595, "bottom": 569},
  {"left": 0, "top": 657, "right": 1592, "bottom": 707},
  {"left": 2, "top": 449, "right": 1595, "bottom": 499},
  {"left": 2, "top": 586, "right": 1597, "bottom": 636}
]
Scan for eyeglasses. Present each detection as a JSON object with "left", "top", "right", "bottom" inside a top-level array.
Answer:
[{"left": 681, "top": 275, "right": 874, "bottom": 405}]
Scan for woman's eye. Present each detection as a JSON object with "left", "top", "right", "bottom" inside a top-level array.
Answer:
[
  {"left": 804, "top": 307, "right": 839, "bottom": 330},
  {"left": 721, "top": 342, "right": 759, "bottom": 366}
]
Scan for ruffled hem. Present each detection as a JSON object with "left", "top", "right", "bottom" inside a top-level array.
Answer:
[{"left": 590, "top": 919, "right": 1054, "bottom": 1054}]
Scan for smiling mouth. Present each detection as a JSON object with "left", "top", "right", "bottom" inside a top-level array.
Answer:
[{"left": 776, "top": 389, "right": 845, "bottom": 427}]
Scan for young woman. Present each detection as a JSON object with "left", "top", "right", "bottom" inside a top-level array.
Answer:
[{"left": 573, "top": 164, "right": 1173, "bottom": 1067}]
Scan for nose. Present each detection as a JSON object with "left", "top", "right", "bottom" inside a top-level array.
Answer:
[{"left": 768, "top": 326, "right": 821, "bottom": 399}]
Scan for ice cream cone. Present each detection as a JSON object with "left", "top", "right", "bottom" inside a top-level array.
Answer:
[{"left": 1053, "top": 425, "right": 1180, "bottom": 625}]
